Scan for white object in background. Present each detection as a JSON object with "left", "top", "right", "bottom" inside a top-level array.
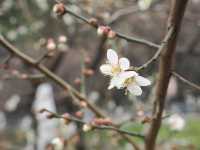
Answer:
[
  {"left": 32, "top": 83, "right": 58, "bottom": 150},
  {"left": 138, "top": 0, "right": 153, "bottom": 10},
  {"left": 0, "top": 111, "right": 6, "bottom": 130},
  {"left": 167, "top": 113, "right": 185, "bottom": 131},
  {"left": 51, "top": 137, "right": 64, "bottom": 150},
  {"left": 5, "top": 94, "right": 21, "bottom": 112}
]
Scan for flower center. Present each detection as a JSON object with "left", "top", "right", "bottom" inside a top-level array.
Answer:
[
  {"left": 111, "top": 66, "right": 121, "bottom": 74},
  {"left": 123, "top": 77, "right": 135, "bottom": 86}
]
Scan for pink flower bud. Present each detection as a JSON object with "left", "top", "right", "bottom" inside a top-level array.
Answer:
[{"left": 53, "top": 3, "right": 66, "bottom": 16}]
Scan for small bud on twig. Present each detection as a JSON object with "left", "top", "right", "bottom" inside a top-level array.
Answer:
[
  {"left": 93, "top": 118, "right": 113, "bottom": 126},
  {"left": 53, "top": 3, "right": 66, "bottom": 16},
  {"left": 74, "top": 78, "right": 81, "bottom": 85},
  {"left": 20, "top": 73, "right": 28, "bottom": 79},
  {"left": 79, "top": 101, "right": 87, "bottom": 108},
  {"left": 84, "top": 56, "right": 92, "bottom": 65},
  {"left": 82, "top": 69, "right": 94, "bottom": 77},
  {"left": 88, "top": 18, "right": 98, "bottom": 28},
  {"left": 58, "top": 35, "right": 67, "bottom": 43},
  {"left": 82, "top": 124, "right": 92, "bottom": 132},
  {"left": 75, "top": 111, "right": 84, "bottom": 119},
  {"left": 46, "top": 38, "right": 56, "bottom": 51},
  {"left": 97, "top": 26, "right": 116, "bottom": 39}
]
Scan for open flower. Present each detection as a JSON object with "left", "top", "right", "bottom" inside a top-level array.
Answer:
[
  {"left": 109, "top": 71, "right": 151, "bottom": 96},
  {"left": 100, "top": 49, "right": 130, "bottom": 76},
  {"left": 100, "top": 49, "right": 151, "bottom": 96}
]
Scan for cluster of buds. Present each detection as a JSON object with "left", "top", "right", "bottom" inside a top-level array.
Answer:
[
  {"left": 46, "top": 35, "right": 68, "bottom": 57},
  {"left": 97, "top": 26, "right": 116, "bottom": 39},
  {"left": 53, "top": 3, "right": 66, "bottom": 16},
  {"left": 1, "top": 66, "right": 30, "bottom": 80},
  {"left": 92, "top": 118, "right": 112, "bottom": 126}
]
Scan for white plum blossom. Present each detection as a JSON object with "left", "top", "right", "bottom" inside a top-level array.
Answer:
[
  {"left": 167, "top": 114, "right": 185, "bottom": 131},
  {"left": 100, "top": 49, "right": 130, "bottom": 76},
  {"left": 109, "top": 71, "right": 151, "bottom": 96},
  {"left": 100, "top": 49, "right": 151, "bottom": 96}
]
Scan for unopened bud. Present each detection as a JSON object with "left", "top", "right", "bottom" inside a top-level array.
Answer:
[
  {"left": 107, "top": 30, "right": 116, "bottom": 39},
  {"left": 88, "top": 18, "right": 98, "bottom": 27},
  {"left": 53, "top": 3, "right": 66, "bottom": 16},
  {"left": 82, "top": 69, "right": 94, "bottom": 77},
  {"left": 51, "top": 137, "right": 64, "bottom": 150},
  {"left": 20, "top": 73, "right": 28, "bottom": 79},
  {"left": 75, "top": 111, "right": 84, "bottom": 119},
  {"left": 62, "top": 113, "right": 70, "bottom": 119},
  {"left": 93, "top": 118, "right": 112, "bottom": 126},
  {"left": 74, "top": 78, "right": 81, "bottom": 85},
  {"left": 97, "top": 26, "right": 111, "bottom": 37},
  {"left": 79, "top": 101, "right": 87, "bottom": 108},
  {"left": 11, "top": 70, "right": 19, "bottom": 76},
  {"left": 58, "top": 35, "right": 67, "bottom": 43},
  {"left": 82, "top": 124, "right": 92, "bottom": 132},
  {"left": 46, "top": 38, "right": 56, "bottom": 51},
  {"left": 84, "top": 56, "right": 92, "bottom": 65}
]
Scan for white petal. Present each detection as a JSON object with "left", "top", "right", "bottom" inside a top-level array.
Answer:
[
  {"left": 100, "top": 64, "right": 113, "bottom": 76},
  {"left": 135, "top": 76, "right": 151, "bottom": 86},
  {"left": 127, "top": 84, "right": 142, "bottom": 96},
  {"left": 108, "top": 84, "right": 114, "bottom": 90},
  {"left": 118, "top": 71, "right": 138, "bottom": 79},
  {"left": 119, "top": 57, "right": 130, "bottom": 70},
  {"left": 109, "top": 76, "right": 124, "bottom": 89},
  {"left": 107, "top": 49, "right": 118, "bottom": 65}
]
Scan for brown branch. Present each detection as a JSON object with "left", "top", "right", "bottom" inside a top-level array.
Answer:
[
  {"left": 43, "top": 109, "right": 145, "bottom": 139},
  {"left": 135, "top": 26, "right": 174, "bottom": 71},
  {"left": 0, "top": 35, "right": 140, "bottom": 149},
  {"left": 0, "top": 35, "right": 104, "bottom": 117},
  {"left": 172, "top": 71, "right": 200, "bottom": 92},
  {"left": 145, "top": 1, "right": 188, "bottom": 150},
  {"left": 56, "top": 1, "right": 160, "bottom": 49}
]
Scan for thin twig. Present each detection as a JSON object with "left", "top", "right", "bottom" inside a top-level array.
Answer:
[
  {"left": 56, "top": 1, "right": 160, "bottom": 49},
  {"left": 0, "top": 35, "right": 104, "bottom": 118},
  {"left": 135, "top": 26, "right": 174, "bottom": 71},
  {"left": 0, "top": 35, "right": 140, "bottom": 149},
  {"left": 172, "top": 71, "right": 200, "bottom": 91},
  {"left": 43, "top": 109, "right": 145, "bottom": 139}
]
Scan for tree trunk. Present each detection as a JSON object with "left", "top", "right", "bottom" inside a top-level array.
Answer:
[{"left": 145, "top": 0, "right": 188, "bottom": 150}]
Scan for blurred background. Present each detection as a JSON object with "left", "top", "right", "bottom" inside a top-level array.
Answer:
[{"left": 0, "top": 0, "right": 200, "bottom": 149}]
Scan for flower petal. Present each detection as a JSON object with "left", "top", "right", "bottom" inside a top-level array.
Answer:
[
  {"left": 118, "top": 71, "right": 138, "bottom": 79},
  {"left": 107, "top": 49, "right": 118, "bottom": 65},
  {"left": 127, "top": 84, "right": 142, "bottom": 96},
  {"left": 109, "top": 75, "right": 125, "bottom": 89},
  {"left": 119, "top": 57, "right": 130, "bottom": 70},
  {"left": 100, "top": 64, "right": 113, "bottom": 76},
  {"left": 135, "top": 76, "right": 151, "bottom": 86}
]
